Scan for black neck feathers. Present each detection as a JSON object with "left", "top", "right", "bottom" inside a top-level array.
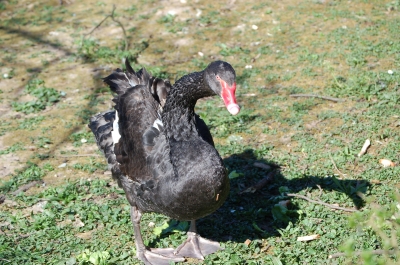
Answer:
[{"left": 161, "top": 71, "right": 214, "bottom": 142}]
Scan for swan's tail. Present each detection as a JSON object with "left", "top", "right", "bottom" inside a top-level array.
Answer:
[{"left": 88, "top": 110, "right": 123, "bottom": 184}]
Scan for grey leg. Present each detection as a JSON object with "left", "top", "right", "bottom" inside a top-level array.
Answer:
[{"left": 130, "top": 206, "right": 185, "bottom": 265}]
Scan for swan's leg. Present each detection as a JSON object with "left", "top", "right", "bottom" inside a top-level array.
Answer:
[
  {"left": 174, "top": 220, "right": 222, "bottom": 260},
  {"left": 130, "top": 206, "right": 185, "bottom": 265}
]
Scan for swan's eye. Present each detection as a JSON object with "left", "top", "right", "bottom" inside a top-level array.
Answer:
[{"left": 216, "top": 75, "right": 221, "bottom": 80}]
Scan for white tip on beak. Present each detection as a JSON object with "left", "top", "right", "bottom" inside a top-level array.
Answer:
[{"left": 227, "top": 104, "right": 240, "bottom": 115}]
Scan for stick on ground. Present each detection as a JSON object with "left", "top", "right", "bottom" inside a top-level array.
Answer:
[
  {"left": 329, "top": 249, "right": 397, "bottom": 259},
  {"left": 11, "top": 180, "right": 44, "bottom": 196},
  {"left": 329, "top": 153, "right": 347, "bottom": 178},
  {"left": 287, "top": 193, "right": 358, "bottom": 212},
  {"left": 289, "top": 94, "right": 345, "bottom": 102},
  {"left": 58, "top": 154, "right": 101, "bottom": 157},
  {"left": 240, "top": 169, "right": 277, "bottom": 194}
]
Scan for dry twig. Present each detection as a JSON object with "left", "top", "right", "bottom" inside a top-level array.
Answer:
[
  {"left": 262, "top": 244, "right": 271, "bottom": 253},
  {"left": 287, "top": 193, "right": 358, "bottom": 212},
  {"left": 289, "top": 94, "right": 345, "bottom": 102},
  {"left": 11, "top": 181, "right": 44, "bottom": 196},
  {"left": 317, "top": 184, "right": 323, "bottom": 199},
  {"left": 81, "top": 5, "right": 129, "bottom": 51},
  {"left": 358, "top": 139, "right": 371, "bottom": 157},
  {"left": 316, "top": 184, "right": 323, "bottom": 198},
  {"left": 58, "top": 154, "right": 101, "bottom": 157},
  {"left": 329, "top": 249, "right": 397, "bottom": 259},
  {"left": 253, "top": 162, "right": 271, "bottom": 171},
  {"left": 329, "top": 153, "right": 347, "bottom": 178},
  {"left": 240, "top": 169, "right": 277, "bottom": 194}
]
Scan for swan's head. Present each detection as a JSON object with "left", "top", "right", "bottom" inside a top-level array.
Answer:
[{"left": 204, "top": 61, "right": 240, "bottom": 115}]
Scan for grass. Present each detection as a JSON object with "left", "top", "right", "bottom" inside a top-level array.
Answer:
[
  {"left": 0, "top": 142, "right": 26, "bottom": 155},
  {"left": 12, "top": 78, "right": 62, "bottom": 114},
  {"left": 0, "top": 0, "right": 399, "bottom": 264}
]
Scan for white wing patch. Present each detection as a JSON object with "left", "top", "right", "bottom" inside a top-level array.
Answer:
[
  {"left": 152, "top": 118, "right": 163, "bottom": 131},
  {"left": 112, "top": 110, "right": 121, "bottom": 144}
]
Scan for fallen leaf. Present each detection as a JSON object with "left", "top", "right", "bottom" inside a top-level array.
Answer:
[
  {"left": 304, "top": 119, "right": 322, "bottom": 130},
  {"left": 370, "top": 179, "right": 381, "bottom": 184},
  {"left": 31, "top": 201, "right": 48, "bottom": 214},
  {"left": 0, "top": 222, "right": 13, "bottom": 229},
  {"left": 76, "top": 231, "right": 93, "bottom": 240},
  {"left": 279, "top": 134, "right": 292, "bottom": 144},
  {"left": 228, "top": 170, "right": 243, "bottom": 180},
  {"left": 73, "top": 216, "right": 85, "bottom": 228},
  {"left": 379, "top": 159, "right": 395, "bottom": 167},
  {"left": 244, "top": 239, "right": 251, "bottom": 246},
  {"left": 4, "top": 200, "right": 18, "bottom": 208},
  {"left": 57, "top": 219, "right": 73, "bottom": 228},
  {"left": 297, "top": 234, "right": 320, "bottom": 242}
]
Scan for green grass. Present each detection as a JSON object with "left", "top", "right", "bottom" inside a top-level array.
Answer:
[
  {"left": 18, "top": 116, "right": 46, "bottom": 130},
  {"left": 0, "top": 142, "right": 25, "bottom": 155},
  {"left": 0, "top": 163, "right": 49, "bottom": 193},
  {"left": 12, "top": 79, "right": 62, "bottom": 114},
  {"left": 0, "top": 0, "right": 399, "bottom": 264},
  {"left": 73, "top": 159, "right": 106, "bottom": 173},
  {"left": 69, "top": 132, "right": 96, "bottom": 147}
]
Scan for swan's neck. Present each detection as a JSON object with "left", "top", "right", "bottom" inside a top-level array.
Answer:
[{"left": 161, "top": 71, "right": 213, "bottom": 142}]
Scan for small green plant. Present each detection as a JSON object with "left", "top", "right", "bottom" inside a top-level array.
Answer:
[
  {"left": 12, "top": 78, "right": 61, "bottom": 114},
  {"left": 76, "top": 249, "right": 111, "bottom": 265},
  {"left": 18, "top": 116, "right": 45, "bottom": 130},
  {"left": 339, "top": 193, "right": 400, "bottom": 264},
  {"left": 217, "top": 43, "right": 249, "bottom": 57},
  {"left": 2, "top": 68, "right": 15, "bottom": 79},
  {"left": 0, "top": 142, "right": 25, "bottom": 155},
  {"left": 0, "top": 120, "right": 12, "bottom": 136},
  {"left": 77, "top": 37, "right": 148, "bottom": 63},
  {"left": 0, "top": 163, "right": 46, "bottom": 193},
  {"left": 124, "top": 5, "right": 137, "bottom": 14},
  {"left": 70, "top": 131, "right": 95, "bottom": 147},
  {"left": 73, "top": 159, "right": 105, "bottom": 173},
  {"left": 386, "top": 0, "right": 399, "bottom": 10},
  {"left": 157, "top": 14, "right": 175, "bottom": 24},
  {"left": 153, "top": 220, "right": 189, "bottom": 236}
]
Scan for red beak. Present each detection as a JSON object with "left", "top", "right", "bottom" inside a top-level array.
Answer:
[{"left": 220, "top": 80, "right": 240, "bottom": 115}]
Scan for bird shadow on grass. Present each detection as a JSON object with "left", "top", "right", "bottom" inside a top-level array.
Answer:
[{"left": 195, "top": 149, "right": 370, "bottom": 244}]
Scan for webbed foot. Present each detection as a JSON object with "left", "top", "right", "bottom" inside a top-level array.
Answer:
[
  {"left": 138, "top": 248, "right": 185, "bottom": 265},
  {"left": 174, "top": 231, "right": 222, "bottom": 260}
]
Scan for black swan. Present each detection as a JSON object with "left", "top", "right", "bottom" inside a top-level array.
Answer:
[{"left": 89, "top": 59, "right": 240, "bottom": 265}]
